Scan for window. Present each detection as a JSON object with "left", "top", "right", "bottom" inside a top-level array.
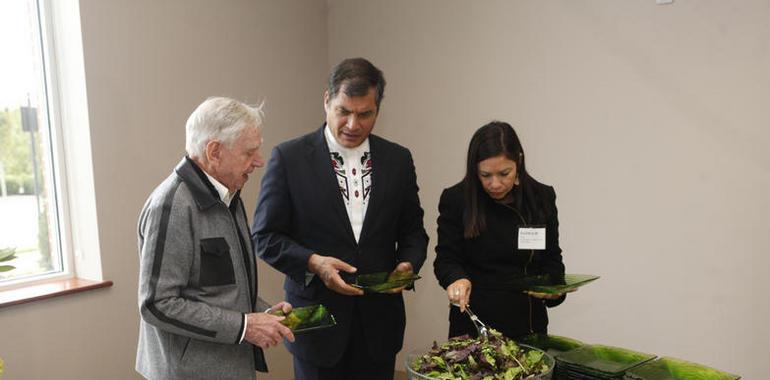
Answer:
[{"left": 1, "top": 0, "right": 67, "bottom": 286}]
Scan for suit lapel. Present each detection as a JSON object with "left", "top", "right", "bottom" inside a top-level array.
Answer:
[{"left": 306, "top": 126, "right": 357, "bottom": 243}]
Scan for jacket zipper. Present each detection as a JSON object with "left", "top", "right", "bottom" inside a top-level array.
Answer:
[{"left": 225, "top": 203, "right": 254, "bottom": 309}]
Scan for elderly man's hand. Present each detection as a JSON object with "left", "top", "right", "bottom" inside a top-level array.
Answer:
[
  {"left": 244, "top": 312, "right": 295, "bottom": 349},
  {"left": 307, "top": 253, "right": 364, "bottom": 296},
  {"left": 265, "top": 301, "right": 292, "bottom": 315}
]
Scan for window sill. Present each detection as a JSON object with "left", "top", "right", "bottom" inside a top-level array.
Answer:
[{"left": 0, "top": 278, "right": 113, "bottom": 309}]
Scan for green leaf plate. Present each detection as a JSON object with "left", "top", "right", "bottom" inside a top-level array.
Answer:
[
  {"left": 623, "top": 357, "right": 740, "bottom": 380},
  {"left": 271, "top": 304, "right": 336, "bottom": 333},
  {"left": 556, "top": 344, "right": 656, "bottom": 376},
  {"left": 347, "top": 271, "right": 421, "bottom": 293},
  {"left": 518, "top": 333, "right": 585, "bottom": 356},
  {"left": 515, "top": 273, "right": 600, "bottom": 295}
]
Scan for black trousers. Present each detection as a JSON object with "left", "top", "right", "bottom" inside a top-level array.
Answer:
[{"left": 293, "top": 305, "right": 396, "bottom": 380}]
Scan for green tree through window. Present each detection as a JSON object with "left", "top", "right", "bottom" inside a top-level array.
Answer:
[
  {"left": 1, "top": 0, "right": 62, "bottom": 283},
  {"left": 1, "top": 109, "right": 35, "bottom": 195}
]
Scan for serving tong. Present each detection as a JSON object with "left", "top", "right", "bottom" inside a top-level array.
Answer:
[{"left": 451, "top": 303, "right": 489, "bottom": 340}]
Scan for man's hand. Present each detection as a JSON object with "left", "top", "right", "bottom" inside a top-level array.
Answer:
[
  {"left": 244, "top": 312, "right": 295, "bottom": 349},
  {"left": 307, "top": 253, "right": 364, "bottom": 296},
  {"left": 265, "top": 301, "right": 292, "bottom": 315},
  {"left": 386, "top": 261, "right": 414, "bottom": 294}
]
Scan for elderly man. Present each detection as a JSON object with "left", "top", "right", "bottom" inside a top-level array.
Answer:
[
  {"left": 252, "top": 58, "right": 429, "bottom": 380},
  {"left": 136, "top": 97, "right": 294, "bottom": 380}
]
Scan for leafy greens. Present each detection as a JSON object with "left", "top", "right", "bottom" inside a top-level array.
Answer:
[{"left": 410, "top": 329, "right": 551, "bottom": 380}]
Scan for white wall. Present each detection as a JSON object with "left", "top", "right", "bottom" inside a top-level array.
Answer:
[
  {"left": 0, "top": 1, "right": 325, "bottom": 378},
  {"left": 327, "top": 0, "right": 769, "bottom": 378}
]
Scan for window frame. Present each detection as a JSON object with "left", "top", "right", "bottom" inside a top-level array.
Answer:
[{"left": 0, "top": 0, "right": 108, "bottom": 297}]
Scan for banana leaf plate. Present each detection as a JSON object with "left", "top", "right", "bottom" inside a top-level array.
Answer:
[
  {"left": 556, "top": 344, "right": 656, "bottom": 377},
  {"left": 623, "top": 357, "right": 740, "bottom": 380},
  {"left": 515, "top": 274, "right": 600, "bottom": 295},
  {"left": 518, "top": 333, "right": 585, "bottom": 357},
  {"left": 346, "top": 271, "right": 421, "bottom": 293},
  {"left": 271, "top": 304, "right": 336, "bottom": 333}
]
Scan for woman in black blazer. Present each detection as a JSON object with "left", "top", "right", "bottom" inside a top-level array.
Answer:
[{"left": 433, "top": 121, "right": 567, "bottom": 339}]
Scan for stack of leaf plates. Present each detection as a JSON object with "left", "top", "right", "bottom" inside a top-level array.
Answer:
[
  {"left": 554, "top": 345, "right": 655, "bottom": 379},
  {"left": 271, "top": 304, "right": 336, "bottom": 333},
  {"left": 518, "top": 334, "right": 585, "bottom": 357},
  {"left": 623, "top": 357, "right": 740, "bottom": 380},
  {"left": 347, "top": 271, "right": 421, "bottom": 293}
]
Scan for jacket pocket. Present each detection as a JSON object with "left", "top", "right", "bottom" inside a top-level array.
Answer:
[{"left": 199, "top": 237, "right": 236, "bottom": 286}]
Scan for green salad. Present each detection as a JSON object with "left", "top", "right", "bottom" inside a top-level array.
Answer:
[{"left": 410, "top": 329, "right": 551, "bottom": 380}]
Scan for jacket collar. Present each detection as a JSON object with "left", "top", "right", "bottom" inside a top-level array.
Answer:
[
  {"left": 175, "top": 156, "right": 238, "bottom": 210},
  {"left": 308, "top": 124, "right": 328, "bottom": 151}
]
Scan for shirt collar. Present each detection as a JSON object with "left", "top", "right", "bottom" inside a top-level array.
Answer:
[
  {"left": 203, "top": 170, "right": 234, "bottom": 207},
  {"left": 324, "top": 124, "right": 370, "bottom": 156},
  {"left": 175, "top": 157, "right": 219, "bottom": 210}
]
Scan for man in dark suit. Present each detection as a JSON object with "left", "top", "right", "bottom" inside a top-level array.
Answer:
[{"left": 252, "top": 58, "right": 428, "bottom": 380}]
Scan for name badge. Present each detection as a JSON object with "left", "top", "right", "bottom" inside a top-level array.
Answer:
[{"left": 518, "top": 227, "right": 546, "bottom": 250}]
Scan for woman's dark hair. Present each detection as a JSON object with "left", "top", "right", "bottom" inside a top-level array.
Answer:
[{"left": 462, "top": 121, "right": 550, "bottom": 238}]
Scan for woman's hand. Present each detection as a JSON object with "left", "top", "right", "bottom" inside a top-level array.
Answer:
[{"left": 447, "top": 278, "right": 472, "bottom": 312}]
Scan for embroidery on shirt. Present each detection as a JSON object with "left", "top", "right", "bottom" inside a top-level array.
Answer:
[
  {"left": 330, "top": 150, "right": 372, "bottom": 206},
  {"left": 330, "top": 152, "right": 349, "bottom": 202},
  {"left": 361, "top": 152, "right": 373, "bottom": 202}
]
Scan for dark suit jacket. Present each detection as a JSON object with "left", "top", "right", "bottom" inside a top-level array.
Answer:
[{"left": 252, "top": 126, "right": 428, "bottom": 366}]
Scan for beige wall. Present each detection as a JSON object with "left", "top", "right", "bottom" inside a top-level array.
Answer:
[
  {"left": 2, "top": 1, "right": 768, "bottom": 379},
  {"left": 327, "top": 0, "right": 769, "bottom": 378},
  {"left": 0, "top": 0, "right": 325, "bottom": 378}
]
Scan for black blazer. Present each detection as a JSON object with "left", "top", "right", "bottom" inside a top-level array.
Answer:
[
  {"left": 252, "top": 126, "right": 428, "bottom": 366},
  {"left": 433, "top": 182, "right": 565, "bottom": 340}
]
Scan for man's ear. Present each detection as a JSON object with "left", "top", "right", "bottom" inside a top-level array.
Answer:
[
  {"left": 205, "top": 140, "right": 222, "bottom": 164},
  {"left": 323, "top": 90, "right": 330, "bottom": 111}
]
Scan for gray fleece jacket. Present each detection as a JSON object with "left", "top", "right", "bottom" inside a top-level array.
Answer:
[{"left": 136, "top": 157, "right": 269, "bottom": 380}]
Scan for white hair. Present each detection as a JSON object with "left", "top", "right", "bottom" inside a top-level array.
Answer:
[{"left": 185, "top": 97, "right": 264, "bottom": 159}]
